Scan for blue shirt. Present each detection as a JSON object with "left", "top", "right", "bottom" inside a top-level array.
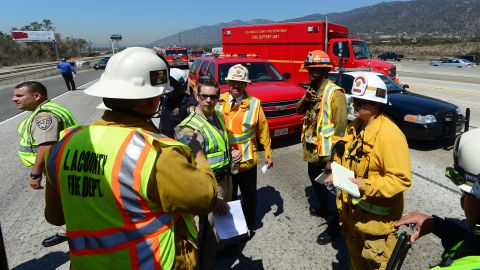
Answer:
[{"left": 57, "top": 61, "right": 76, "bottom": 74}]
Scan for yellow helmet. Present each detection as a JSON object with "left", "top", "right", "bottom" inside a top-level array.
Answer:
[{"left": 304, "top": 50, "right": 333, "bottom": 69}]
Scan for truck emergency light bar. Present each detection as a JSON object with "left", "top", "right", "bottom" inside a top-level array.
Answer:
[{"left": 215, "top": 53, "right": 260, "bottom": 59}]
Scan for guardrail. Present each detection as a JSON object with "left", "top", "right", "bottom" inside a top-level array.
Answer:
[{"left": 0, "top": 58, "right": 102, "bottom": 86}]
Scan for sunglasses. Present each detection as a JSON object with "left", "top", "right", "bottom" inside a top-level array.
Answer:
[
  {"left": 352, "top": 99, "right": 375, "bottom": 108},
  {"left": 199, "top": 94, "right": 219, "bottom": 101}
]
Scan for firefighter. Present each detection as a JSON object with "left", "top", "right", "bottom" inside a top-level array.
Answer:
[
  {"left": 216, "top": 64, "right": 273, "bottom": 237},
  {"left": 44, "top": 47, "right": 218, "bottom": 270},
  {"left": 159, "top": 68, "right": 197, "bottom": 138},
  {"left": 175, "top": 76, "right": 241, "bottom": 269},
  {"left": 328, "top": 73, "right": 412, "bottom": 269},
  {"left": 296, "top": 50, "right": 347, "bottom": 245},
  {"left": 395, "top": 128, "right": 480, "bottom": 269},
  {"left": 12, "top": 81, "right": 77, "bottom": 247}
]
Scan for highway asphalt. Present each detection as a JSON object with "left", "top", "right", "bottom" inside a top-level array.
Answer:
[{"left": 0, "top": 62, "right": 478, "bottom": 269}]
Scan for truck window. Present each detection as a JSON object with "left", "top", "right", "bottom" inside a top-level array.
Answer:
[
  {"left": 333, "top": 42, "right": 350, "bottom": 58},
  {"left": 218, "top": 62, "right": 283, "bottom": 84},
  {"left": 190, "top": 59, "right": 203, "bottom": 74},
  {"left": 351, "top": 41, "right": 372, "bottom": 60},
  {"left": 199, "top": 61, "right": 210, "bottom": 76},
  {"left": 207, "top": 63, "right": 216, "bottom": 78},
  {"left": 166, "top": 49, "right": 188, "bottom": 56}
]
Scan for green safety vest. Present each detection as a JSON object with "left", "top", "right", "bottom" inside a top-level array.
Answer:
[
  {"left": 430, "top": 240, "right": 480, "bottom": 269},
  {"left": 316, "top": 81, "right": 344, "bottom": 156},
  {"left": 45, "top": 126, "right": 198, "bottom": 270},
  {"left": 17, "top": 100, "right": 77, "bottom": 167},
  {"left": 176, "top": 111, "right": 230, "bottom": 171}
]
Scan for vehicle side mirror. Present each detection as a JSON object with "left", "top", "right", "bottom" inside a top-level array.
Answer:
[
  {"left": 402, "top": 84, "right": 409, "bottom": 91},
  {"left": 282, "top": 72, "right": 291, "bottom": 80}
]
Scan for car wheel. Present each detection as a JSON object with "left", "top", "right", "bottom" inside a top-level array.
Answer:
[{"left": 94, "top": 67, "right": 98, "bottom": 70}]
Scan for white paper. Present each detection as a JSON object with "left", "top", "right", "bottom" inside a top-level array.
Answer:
[
  {"left": 331, "top": 162, "right": 360, "bottom": 198},
  {"left": 212, "top": 200, "right": 249, "bottom": 240},
  {"left": 261, "top": 164, "right": 269, "bottom": 174}
]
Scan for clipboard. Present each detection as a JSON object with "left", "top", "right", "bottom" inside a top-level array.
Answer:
[{"left": 331, "top": 162, "right": 360, "bottom": 198}]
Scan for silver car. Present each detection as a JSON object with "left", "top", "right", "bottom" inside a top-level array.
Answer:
[{"left": 430, "top": 57, "right": 476, "bottom": 68}]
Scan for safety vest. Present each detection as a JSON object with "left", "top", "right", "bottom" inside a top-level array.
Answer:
[
  {"left": 216, "top": 93, "right": 261, "bottom": 162},
  {"left": 176, "top": 111, "right": 230, "bottom": 171},
  {"left": 316, "top": 81, "right": 344, "bottom": 156},
  {"left": 17, "top": 100, "right": 77, "bottom": 167},
  {"left": 45, "top": 126, "right": 197, "bottom": 270},
  {"left": 430, "top": 239, "right": 480, "bottom": 269}
]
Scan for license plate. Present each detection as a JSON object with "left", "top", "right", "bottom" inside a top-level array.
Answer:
[{"left": 274, "top": 128, "right": 288, "bottom": 137}]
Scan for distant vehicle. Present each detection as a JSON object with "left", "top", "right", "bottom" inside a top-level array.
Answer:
[
  {"left": 329, "top": 71, "right": 467, "bottom": 141},
  {"left": 189, "top": 49, "right": 205, "bottom": 60},
  {"left": 93, "top": 57, "right": 110, "bottom": 70},
  {"left": 455, "top": 55, "right": 480, "bottom": 64},
  {"left": 430, "top": 58, "right": 475, "bottom": 68},
  {"left": 164, "top": 47, "right": 189, "bottom": 68},
  {"left": 378, "top": 51, "right": 403, "bottom": 61},
  {"left": 189, "top": 55, "right": 305, "bottom": 137}
]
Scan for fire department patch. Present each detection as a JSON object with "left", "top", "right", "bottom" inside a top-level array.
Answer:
[
  {"left": 352, "top": 76, "right": 367, "bottom": 96},
  {"left": 35, "top": 115, "right": 53, "bottom": 130}
]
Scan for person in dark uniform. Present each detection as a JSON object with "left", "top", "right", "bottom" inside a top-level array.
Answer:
[
  {"left": 159, "top": 68, "right": 197, "bottom": 138},
  {"left": 57, "top": 59, "right": 76, "bottom": 91}
]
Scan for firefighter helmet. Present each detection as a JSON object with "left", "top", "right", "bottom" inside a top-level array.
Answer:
[
  {"left": 304, "top": 50, "right": 333, "bottom": 69},
  {"left": 446, "top": 128, "right": 480, "bottom": 199},
  {"left": 85, "top": 47, "right": 173, "bottom": 99},
  {"left": 225, "top": 64, "right": 251, "bottom": 83},
  {"left": 350, "top": 72, "right": 388, "bottom": 104}
]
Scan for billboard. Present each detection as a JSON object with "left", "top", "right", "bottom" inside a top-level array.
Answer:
[{"left": 11, "top": 31, "right": 56, "bottom": 42}]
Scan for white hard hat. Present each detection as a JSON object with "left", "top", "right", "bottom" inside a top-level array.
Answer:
[
  {"left": 447, "top": 128, "right": 480, "bottom": 199},
  {"left": 350, "top": 73, "right": 388, "bottom": 104},
  {"left": 225, "top": 64, "right": 251, "bottom": 83},
  {"left": 85, "top": 47, "right": 173, "bottom": 99}
]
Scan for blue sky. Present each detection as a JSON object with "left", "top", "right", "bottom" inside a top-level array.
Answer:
[{"left": 1, "top": 0, "right": 403, "bottom": 46}]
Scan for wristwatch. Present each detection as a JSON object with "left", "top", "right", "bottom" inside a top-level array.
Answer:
[{"left": 30, "top": 173, "right": 42, "bottom": 179}]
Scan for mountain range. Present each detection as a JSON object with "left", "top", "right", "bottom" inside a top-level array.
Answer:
[{"left": 150, "top": 0, "right": 480, "bottom": 47}]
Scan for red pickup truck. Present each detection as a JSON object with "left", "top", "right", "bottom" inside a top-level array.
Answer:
[{"left": 189, "top": 56, "right": 305, "bottom": 137}]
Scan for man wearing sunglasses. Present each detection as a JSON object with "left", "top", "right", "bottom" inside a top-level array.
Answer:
[
  {"left": 216, "top": 64, "right": 273, "bottom": 239},
  {"left": 175, "top": 77, "right": 241, "bottom": 269},
  {"left": 296, "top": 50, "right": 347, "bottom": 245},
  {"left": 395, "top": 128, "right": 480, "bottom": 269}
]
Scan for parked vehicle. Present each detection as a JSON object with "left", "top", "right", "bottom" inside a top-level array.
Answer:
[
  {"left": 222, "top": 21, "right": 397, "bottom": 87},
  {"left": 164, "top": 47, "right": 189, "bottom": 68},
  {"left": 455, "top": 55, "right": 480, "bottom": 64},
  {"left": 430, "top": 58, "right": 475, "bottom": 68},
  {"left": 329, "top": 71, "right": 467, "bottom": 141},
  {"left": 189, "top": 49, "right": 205, "bottom": 60},
  {"left": 93, "top": 57, "right": 110, "bottom": 70},
  {"left": 189, "top": 56, "right": 305, "bottom": 137},
  {"left": 378, "top": 51, "right": 403, "bottom": 61}
]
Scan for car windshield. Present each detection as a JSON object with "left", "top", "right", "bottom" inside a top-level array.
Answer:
[
  {"left": 99, "top": 58, "right": 109, "bottom": 64},
  {"left": 351, "top": 41, "right": 373, "bottom": 60},
  {"left": 328, "top": 73, "right": 403, "bottom": 93},
  {"left": 166, "top": 50, "right": 187, "bottom": 56},
  {"left": 218, "top": 62, "right": 284, "bottom": 84}
]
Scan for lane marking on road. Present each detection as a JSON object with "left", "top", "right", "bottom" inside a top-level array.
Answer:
[
  {"left": 405, "top": 83, "right": 480, "bottom": 95},
  {"left": 0, "top": 79, "right": 98, "bottom": 126},
  {"left": 412, "top": 171, "right": 461, "bottom": 195}
]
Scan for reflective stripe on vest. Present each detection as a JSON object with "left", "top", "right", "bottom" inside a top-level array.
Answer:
[
  {"left": 351, "top": 198, "right": 390, "bottom": 216},
  {"left": 217, "top": 95, "right": 260, "bottom": 162},
  {"left": 316, "top": 83, "right": 339, "bottom": 156},
  {"left": 176, "top": 111, "right": 230, "bottom": 171},
  {"left": 45, "top": 126, "right": 197, "bottom": 269},
  {"left": 17, "top": 100, "right": 77, "bottom": 167}
]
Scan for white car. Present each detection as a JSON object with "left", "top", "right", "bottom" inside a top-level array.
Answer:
[{"left": 430, "top": 58, "right": 476, "bottom": 68}]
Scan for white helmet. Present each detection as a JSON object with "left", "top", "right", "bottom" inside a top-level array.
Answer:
[
  {"left": 225, "top": 64, "right": 251, "bottom": 83},
  {"left": 446, "top": 128, "right": 480, "bottom": 199},
  {"left": 85, "top": 47, "right": 173, "bottom": 99},
  {"left": 350, "top": 73, "right": 388, "bottom": 104}
]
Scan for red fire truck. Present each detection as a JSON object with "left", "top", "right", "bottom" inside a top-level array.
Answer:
[
  {"left": 164, "top": 47, "right": 189, "bottom": 68},
  {"left": 190, "top": 48, "right": 205, "bottom": 59},
  {"left": 222, "top": 21, "right": 398, "bottom": 87}
]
